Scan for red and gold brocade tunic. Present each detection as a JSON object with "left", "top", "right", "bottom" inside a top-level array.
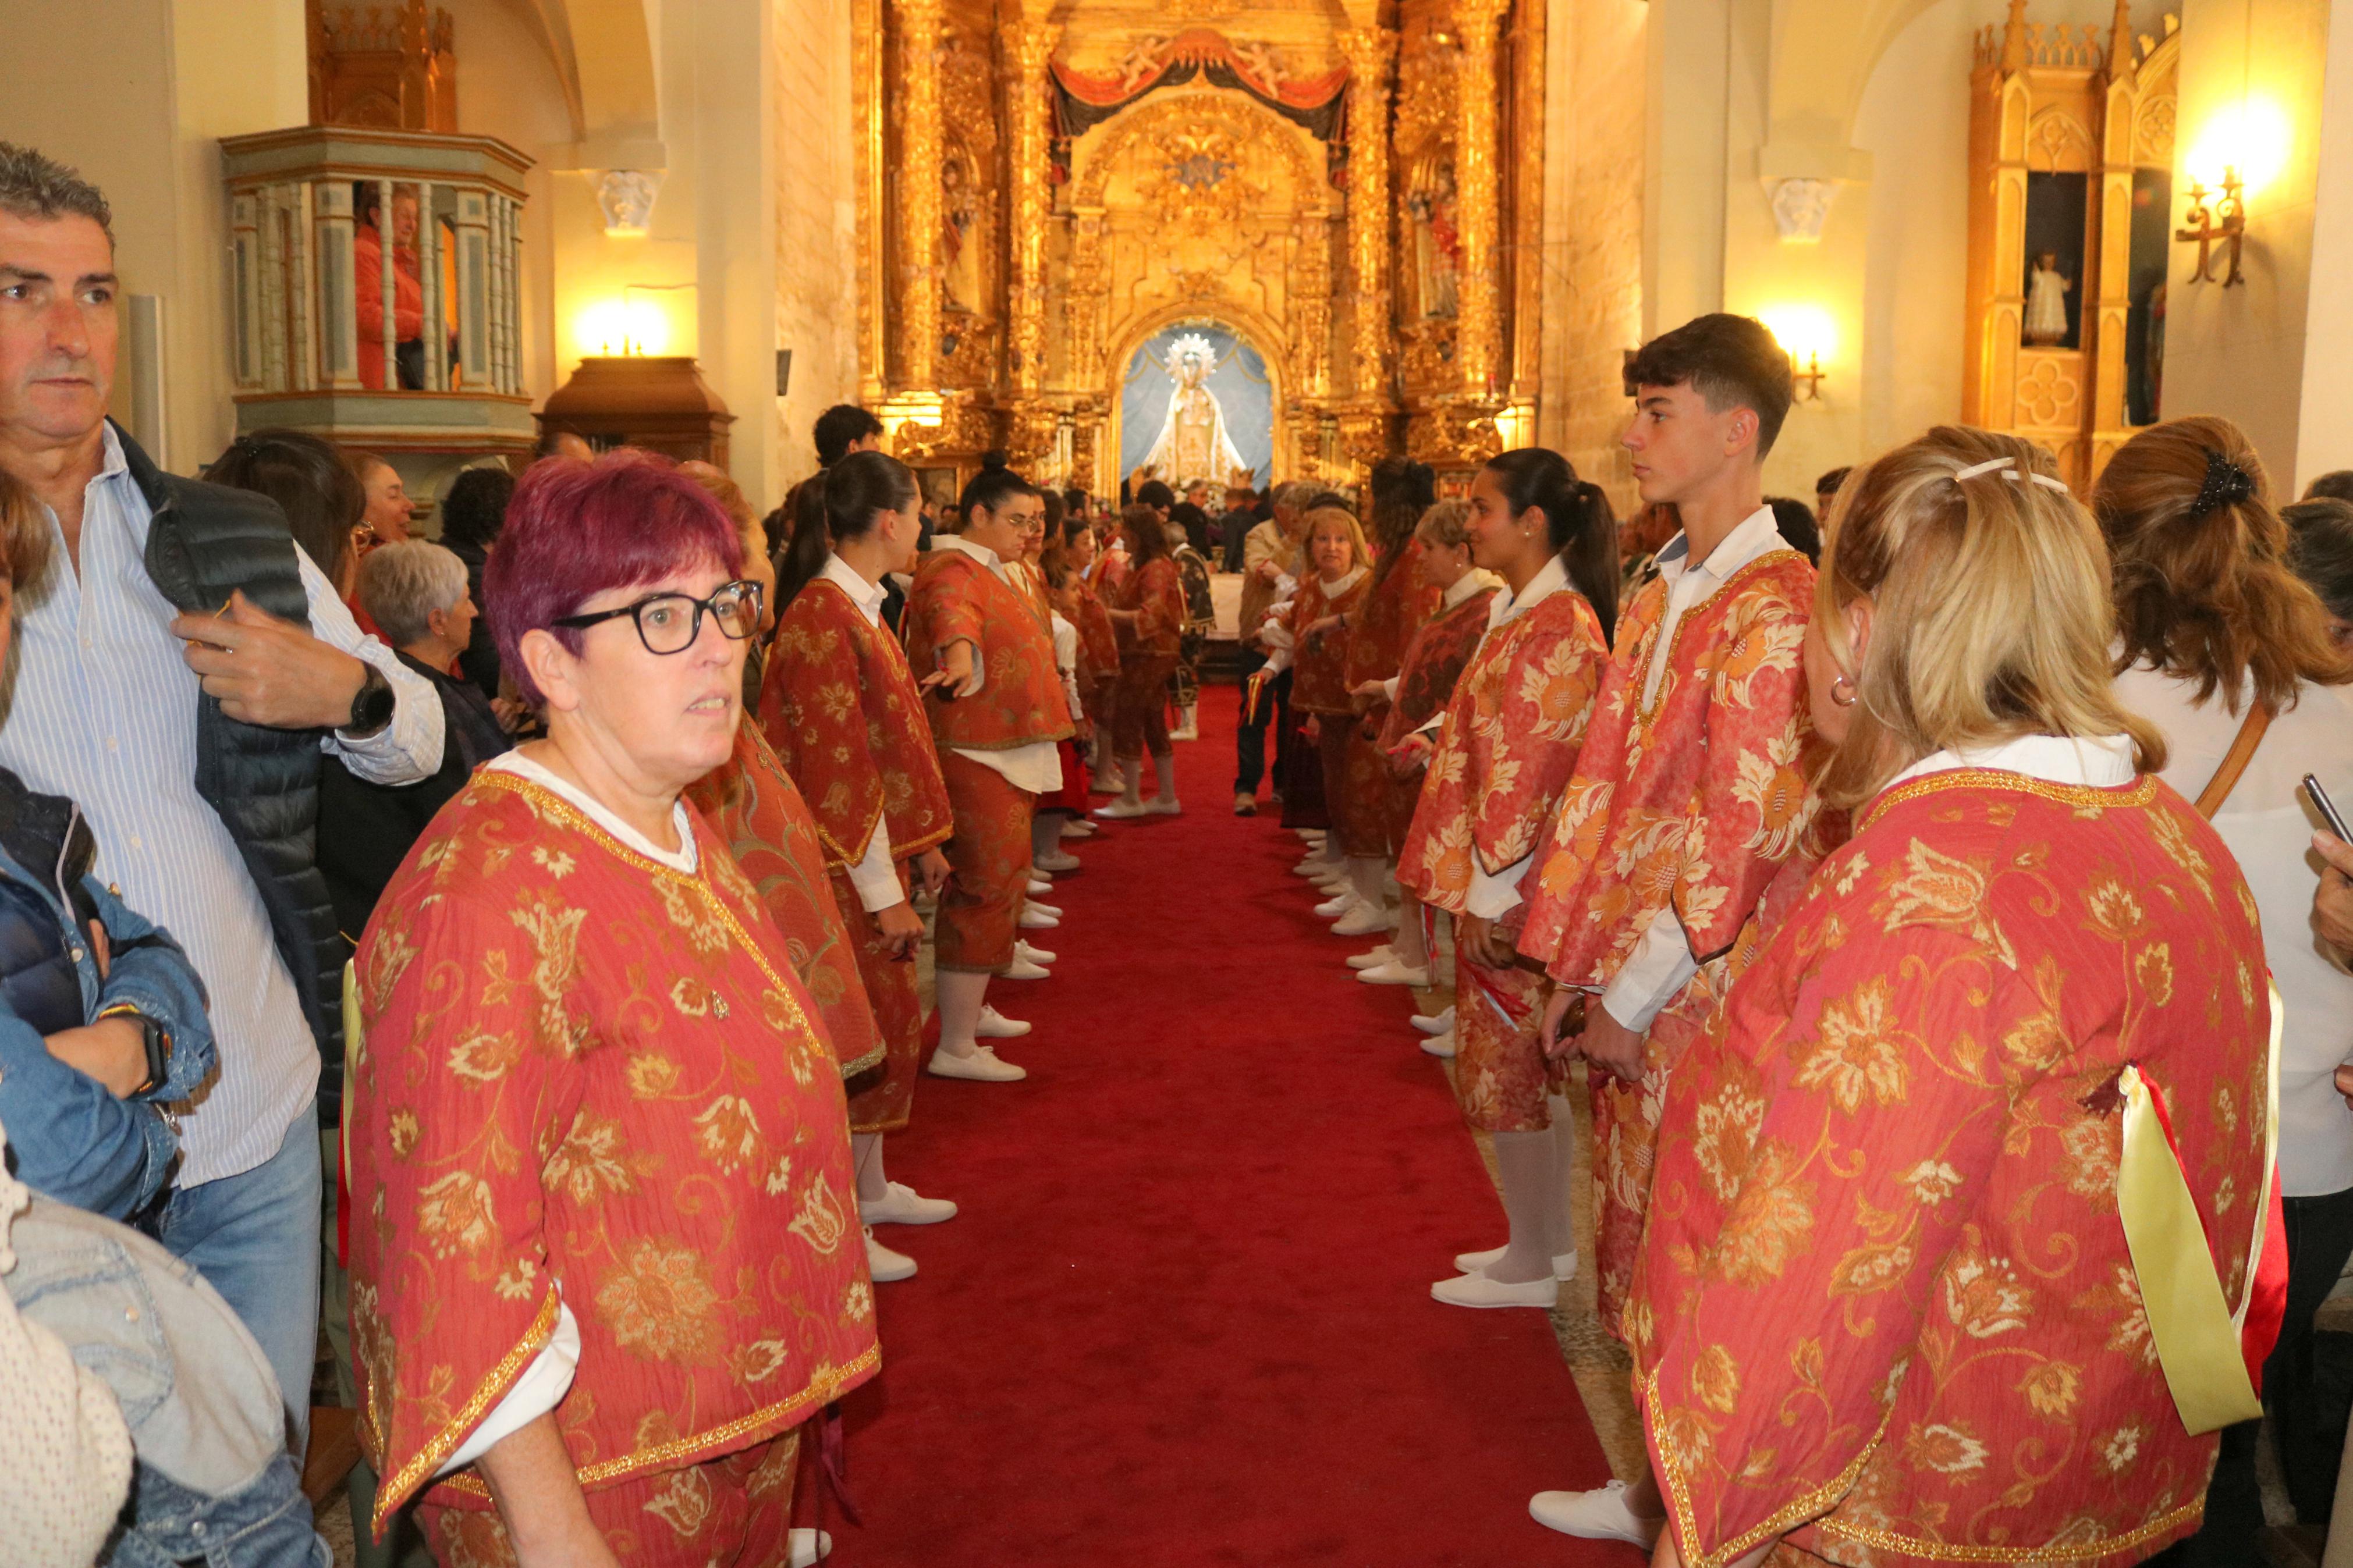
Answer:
[
  {"left": 1631, "top": 769, "right": 2270, "bottom": 1567},
  {"left": 346, "top": 772, "right": 879, "bottom": 1531},
  {"left": 686, "top": 721, "right": 883, "bottom": 1079},
  {"left": 1281, "top": 571, "right": 1369, "bottom": 716},
  {"left": 903, "top": 546, "right": 1076, "bottom": 752},
  {"left": 1376, "top": 581, "right": 1498, "bottom": 751},
  {"left": 1398, "top": 586, "right": 1610, "bottom": 917},
  {"left": 1113, "top": 556, "right": 1186, "bottom": 660},
  {"left": 1341, "top": 562, "right": 1442, "bottom": 714},
  {"left": 762, "top": 576, "right": 954, "bottom": 867},
  {"left": 1517, "top": 549, "right": 1815, "bottom": 983},
  {"left": 1073, "top": 582, "right": 1120, "bottom": 692}
]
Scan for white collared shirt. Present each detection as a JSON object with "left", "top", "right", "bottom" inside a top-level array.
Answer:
[
  {"left": 1465, "top": 555, "right": 1578, "bottom": 919},
  {"left": 817, "top": 554, "right": 909, "bottom": 909},
  {"left": 1602, "top": 505, "right": 1795, "bottom": 1031},
  {"left": 819, "top": 552, "right": 888, "bottom": 628},
  {"left": 487, "top": 752, "right": 697, "bottom": 872},
  {"left": 1883, "top": 731, "right": 2137, "bottom": 792},
  {"left": 923, "top": 535, "right": 1062, "bottom": 796}
]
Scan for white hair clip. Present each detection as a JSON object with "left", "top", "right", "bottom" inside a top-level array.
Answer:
[{"left": 1952, "top": 455, "right": 2069, "bottom": 492}]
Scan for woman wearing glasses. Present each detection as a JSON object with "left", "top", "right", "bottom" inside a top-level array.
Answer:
[{"left": 343, "top": 453, "right": 872, "bottom": 1568}]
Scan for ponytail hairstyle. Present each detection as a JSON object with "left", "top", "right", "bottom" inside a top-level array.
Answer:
[
  {"left": 775, "top": 480, "right": 833, "bottom": 610},
  {"left": 1367, "top": 456, "right": 1438, "bottom": 588},
  {"left": 1481, "top": 447, "right": 1618, "bottom": 641},
  {"left": 778, "top": 448, "right": 918, "bottom": 608}
]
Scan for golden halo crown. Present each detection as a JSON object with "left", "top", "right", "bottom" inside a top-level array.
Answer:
[{"left": 1167, "top": 332, "right": 1216, "bottom": 367}]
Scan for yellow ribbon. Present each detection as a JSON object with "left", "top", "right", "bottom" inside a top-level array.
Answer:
[
  {"left": 340, "top": 959, "right": 363, "bottom": 1193},
  {"left": 2116, "top": 984, "right": 2282, "bottom": 1435}
]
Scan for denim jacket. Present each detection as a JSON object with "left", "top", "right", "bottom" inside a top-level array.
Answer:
[{"left": 0, "top": 766, "right": 215, "bottom": 1221}]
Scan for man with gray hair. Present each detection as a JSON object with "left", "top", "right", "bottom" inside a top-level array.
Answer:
[
  {"left": 1231, "top": 478, "right": 1316, "bottom": 813},
  {"left": 0, "top": 141, "right": 443, "bottom": 1451}
]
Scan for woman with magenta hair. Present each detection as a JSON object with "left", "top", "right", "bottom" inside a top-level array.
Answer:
[{"left": 343, "top": 453, "right": 873, "bottom": 1567}]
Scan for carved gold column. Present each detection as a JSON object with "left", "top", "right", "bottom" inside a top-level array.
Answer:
[
  {"left": 1338, "top": 26, "right": 1396, "bottom": 404},
  {"left": 896, "top": 0, "right": 944, "bottom": 392},
  {"left": 1453, "top": 0, "right": 1508, "bottom": 399},
  {"left": 1009, "top": 22, "right": 1057, "bottom": 397}
]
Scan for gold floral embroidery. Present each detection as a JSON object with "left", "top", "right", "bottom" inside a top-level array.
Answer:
[
  {"left": 640, "top": 1462, "right": 715, "bottom": 1539},
  {"left": 786, "top": 1169, "right": 850, "bottom": 1254},
  {"left": 595, "top": 1240, "right": 722, "bottom": 1363},
  {"left": 1795, "top": 978, "right": 1913, "bottom": 1113},
  {"left": 416, "top": 1171, "right": 498, "bottom": 1258}
]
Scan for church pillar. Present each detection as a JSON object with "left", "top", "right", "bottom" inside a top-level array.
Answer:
[
  {"left": 1339, "top": 25, "right": 1397, "bottom": 405},
  {"left": 1454, "top": 0, "right": 1510, "bottom": 399},
  {"left": 1006, "top": 19, "right": 1059, "bottom": 465},
  {"left": 894, "top": 0, "right": 943, "bottom": 393}
]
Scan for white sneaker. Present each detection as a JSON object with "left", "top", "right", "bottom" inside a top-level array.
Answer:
[
  {"left": 1314, "top": 891, "right": 1356, "bottom": 919},
  {"left": 975, "top": 1004, "right": 1030, "bottom": 1039},
  {"left": 1411, "top": 1005, "right": 1456, "bottom": 1036},
  {"left": 1018, "top": 905, "right": 1061, "bottom": 930},
  {"left": 1027, "top": 899, "right": 1063, "bottom": 919},
  {"left": 1144, "top": 796, "right": 1181, "bottom": 815},
  {"left": 1419, "top": 1028, "right": 1456, "bottom": 1059},
  {"left": 1061, "top": 819, "right": 1097, "bottom": 838},
  {"left": 928, "top": 1046, "right": 1027, "bottom": 1082},
  {"left": 789, "top": 1527, "right": 832, "bottom": 1567},
  {"left": 1095, "top": 798, "right": 1149, "bottom": 819},
  {"left": 1027, "top": 877, "right": 1052, "bottom": 896},
  {"left": 1034, "top": 848, "right": 1082, "bottom": 873},
  {"left": 1291, "top": 856, "right": 1335, "bottom": 877},
  {"left": 1332, "top": 901, "right": 1394, "bottom": 937},
  {"left": 1452, "top": 1245, "right": 1579, "bottom": 1281},
  {"left": 861, "top": 1181, "right": 958, "bottom": 1226},
  {"left": 1346, "top": 944, "right": 1399, "bottom": 971},
  {"left": 1528, "top": 1482, "right": 1663, "bottom": 1548},
  {"left": 1358, "top": 959, "right": 1431, "bottom": 987},
  {"left": 1002, "top": 955, "right": 1051, "bottom": 980},
  {"left": 864, "top": 1226, "right": 917, "bottom": 1282},
  {"left": 1015, "top": 939, "right": 1056, "bottom": 965},
  {"left": 1431, "top": 1271, "right": 1557, "bottom": 1309},
  {"left": 1296, "top": 827, "right": 1326, "bottom": 842}
]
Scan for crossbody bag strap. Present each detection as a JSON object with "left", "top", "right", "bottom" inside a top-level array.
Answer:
[{"left": 2193, "top": 701, "right": 2274, "bottom": 819}]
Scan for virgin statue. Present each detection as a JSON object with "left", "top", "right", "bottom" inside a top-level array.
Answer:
[
  {"left": 1141, "top": 334, "right": 1249, "bottom": 486},
  {"left": 2024, "top": 251, "right": 2074, "bottom": 346}
]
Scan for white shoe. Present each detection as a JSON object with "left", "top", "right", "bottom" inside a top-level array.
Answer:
[
  {"left": 1003, "top": 955, "right": 1051, "bottom": 980},
  {"left": 1015, "top": 939, "right": 1056, "bottom": 965},
  {"left": 1419, "top": 1028, "right": 1456, "bottom": 1058},
  {"left": 1528, "top": 1482, "right": 1663, "bottom": 1548},
  {"left": 1431, "top": 1270, "right": 1557, "bottom": 1309},
  {"left": 1027, "top": 899, "right": 1063, "bottom": 918},
  {"left": 1018, "top": 906, "right": 1061, "bottom": 930},
  {"left": 1452, "top": 1245, "right": 1579, "bottom": 1281},
  {"left": 864, "top": 1226, "right": 917, "bottom": 1282},
  {"left": 1094, "top": 797, "right": 1149, "bottom": 819},
  {"left": 1411, "top": 1005, "right": 1456, "bottom": 1036},
  {"left": 789, "top": 1527, "right": 832, "bottom": 1567},
  {"left": 1346, "top": 944, "right": 1399, "bottom": 971},
  {"left": 1332, "top": 901, "right": 1394, "bottom": 937},
  {"left": 861, "top": 1181, "right": 958, "bottom": 1226},
  {"left": 928, "top": 1046, "right": 1027, "bottom": 1082},
  {"left": 1034, "top": 848, "right": 1082, "bottom": 873},
  {"left": 1314, "top": 891, "right": 1356, "bottom": 919},
  {"left": 1358, "top": 959, "right": 1431, "bottom": 987},
  {"left": 975, "top": 1004, "right": 1030, "bottom": 1039},
  {"left": 1292, "top": 856, "right": 1335, "bottom": 877},
  {"left": 1027, "top": 877, "right": 1052, "bottom": 896},
  {"left": 1061, "top": 819, "right": 1097, "bottom": 838},
  {"left": 1144, "top": 796, "right": 1182, "bottom": 815},
  {"left": 1296, "top": 827, "right": 1326, "bottom": 842},
  {"left": 1170, "top": 725, "right": 1198, "bottom": 742}
]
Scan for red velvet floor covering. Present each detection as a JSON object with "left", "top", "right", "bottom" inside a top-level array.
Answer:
[{"left": 832, "top": 685, "right": 1631, "bottom": 1565}]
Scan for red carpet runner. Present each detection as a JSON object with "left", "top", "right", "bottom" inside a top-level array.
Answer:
[{"left": 831, "top": 685, "right": 1631, "bottom": 1565}]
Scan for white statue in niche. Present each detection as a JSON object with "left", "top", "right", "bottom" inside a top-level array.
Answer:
[
  {"left": 941, "top": 157, "right": 982, "bottom": 315},
  {"left": 1141, "top": 333, "right": 1248, "bottom": 486},
  {"left": 596, "top": 170, "right": 659, "bottom": 236},
  {"left": 2025, "top": 252, "right": 2075, "bottom": 346}
]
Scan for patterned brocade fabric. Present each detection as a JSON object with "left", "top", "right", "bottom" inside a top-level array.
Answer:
[
  {"left": 762, "top": 578, "right": 953, "bottom": 867},
  {"left": 1399, "top": 591, "right": 1610, "bottom": 916},
  {"left": 1631, "top": 774, "right": 2271, "bottom": 1567},
  {"left": 903, "top": 550, "right": 1076, "bottom": 751},
  {"left": 1282, "top": 573, "right": 1369, "bottom": 715},
  {"left": 1377, "top": 586, "right": 1497, "bottom": 750},
  {"left": 346, "top": 774, "right": 879, "bottom": 1531},
  {"left": 686, "top": 722, "right": 884, "bottom": 1079},
  {"left": 1341, "top": 564, "right": 1442, "bottom": 698},
  {"left": 1113, "top": 557, "right": 1187, "bottom": 659},
  {"left": 1516, "top": 551, "right": 1817, "bottom": 983},
  {"left": 1073, "top": 584, "right": 1120, "bottom": 691}
]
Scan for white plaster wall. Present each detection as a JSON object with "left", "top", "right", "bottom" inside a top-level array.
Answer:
[{"left": 770, "top": 0, "right": 860, "bottom": 499}]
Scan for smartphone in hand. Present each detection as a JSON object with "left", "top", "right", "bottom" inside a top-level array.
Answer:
[{"left": 2305, "top": 774, "right": 2352, "bottom": 841}]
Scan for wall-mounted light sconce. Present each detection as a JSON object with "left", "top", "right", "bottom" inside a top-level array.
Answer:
[
  {"left": 1760, "top": 307, "right": 1836, "bottom": 402},
  {"left": 2177, "top": 168, "right": 2246, "bottom": 286}
]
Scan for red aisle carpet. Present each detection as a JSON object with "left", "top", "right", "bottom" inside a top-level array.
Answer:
[{"left": 833, "top": 684, "right": 1630, "bottom": 1566}]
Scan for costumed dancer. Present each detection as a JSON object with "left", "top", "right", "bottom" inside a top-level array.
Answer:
[
  {"left": 1626, "top": 426, "right": 2281, "bottom": 1566},
  {"left": 347, "top": 454, "right": 872, "bottom": 1566},
  {"left": 1397, "top": 450, "right": 1616, "bottom": 1311},
  {"left": 764, "top": 449, "right": 967, "bottom": 1282},
  {"left": 1096, "top": 503, "right": 1188, "bottom": 819},
  {"left": 1349, "top": 498, "right": 1506, "bottom": 1044},
  {"left": 902, "top": 466, "right": 1073, "bottom": 1082},
  {"left": 1507, "top": 316, "right": 1817, "bottom": 1545},
  {"left": 1334, "top": 458, "right": 1443, "bottom": 957},
  {"left": 1060, "top": 515, "right": 1117, "bottom": 835},
  {"left": 1262, "top": 506, "right": 1375, "bottom": 934},
  {"left": 1034, "top": 552, "right": 1096, "bottom": 873}
]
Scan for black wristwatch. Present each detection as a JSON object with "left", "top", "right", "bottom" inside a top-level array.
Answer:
[
  {"left": 100, "top": 1004, "right": 172, "bottom": 1097},
  {"left": 345, "top": 664, "right": 395, "bottom": 736}
]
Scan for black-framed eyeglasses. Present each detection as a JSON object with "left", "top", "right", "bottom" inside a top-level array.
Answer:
[{"left": 553, "top": 579, "right": 765, "bottom": 655}]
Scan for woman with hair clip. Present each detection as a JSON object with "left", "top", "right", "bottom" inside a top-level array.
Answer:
[
  {"left": 1396, "top": 449, "right": 1614, "bottom": 1310},
  {"left": 1626, "top": 428, "right": 2274, "bottom": 1568},
  {"left": 2098, "top": 416, "right": 2353, "bottom": 1552},
  {"left": 1095, "top": 503, "right": 1188, "bottom": 818},
  {"left": 761, "top": 449, "right": 968, "bottom": 1272}
]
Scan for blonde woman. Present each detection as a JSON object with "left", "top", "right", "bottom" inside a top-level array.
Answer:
[{"left": 1622, "top": 428, "right": 2274, "bottom": 1566}]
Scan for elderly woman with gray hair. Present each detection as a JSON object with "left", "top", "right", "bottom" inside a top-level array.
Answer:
[{"left": 318, "top": 540, "right": 513, "bottom": 938}]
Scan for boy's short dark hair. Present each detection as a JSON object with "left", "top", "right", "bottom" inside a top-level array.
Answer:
[
  {"left": 1135, "top": 479, "right": 1175, "bottom": 511},
  {"left": 1626, "top": 313, "right": 1796, "bottom": 460},
  {"left": 1815, "top": 465, "right": 1853, "bottom": 499},
  {"left": 812, "top": 403, "right": 885, "bottom": 468}
]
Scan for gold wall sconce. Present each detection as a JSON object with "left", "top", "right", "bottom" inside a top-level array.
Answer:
[
  {"left": 1761, "top": 307, "right": 1834, "bottom": 402},
  {"left": 2177, "top": 168, "right": 2246, "bottom": 286}
]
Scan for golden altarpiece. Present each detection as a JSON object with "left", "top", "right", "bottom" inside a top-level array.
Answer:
[
  {"left": 1965, "top": 1, "right": 2181, "bottom": 489},
  {"left": 852, "top": 0, "right": 1548, "bottom": 495}
]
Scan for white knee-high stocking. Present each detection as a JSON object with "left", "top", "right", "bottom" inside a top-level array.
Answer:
[
  {"left": 934, "top": 970, "right": 992, "bottom": 1058},
  {"left": 1487, "top": 1126, "right": 1568, "bottom": 1285}
]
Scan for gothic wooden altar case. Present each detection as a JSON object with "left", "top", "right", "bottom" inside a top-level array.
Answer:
[{"left": 1964, "top": 4, "right": 2180, "bottom": 489}]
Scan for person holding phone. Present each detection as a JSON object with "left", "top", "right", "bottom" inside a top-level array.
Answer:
[{"left": 2099, "top": 416, "right": 2353, "bottom": 1548}]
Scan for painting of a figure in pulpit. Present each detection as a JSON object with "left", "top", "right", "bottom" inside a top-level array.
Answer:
[
  {"left": 942, "top": 154, "right": 982, "bottom": 315},
  {"left": 1121, "top": 326, "right": 1272, "bottom": 490},
  {"left": 1408, "top": 165, "right": 1460, "bottom": 319}
]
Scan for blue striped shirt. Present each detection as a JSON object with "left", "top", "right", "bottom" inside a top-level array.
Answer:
[{"left": 0, "top": 425, "right": 442, "bottom": 1185}]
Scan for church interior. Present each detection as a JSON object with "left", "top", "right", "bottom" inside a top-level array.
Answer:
[{"left": 8, "top": 0, "right": 2353, "bottom": 1565}]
